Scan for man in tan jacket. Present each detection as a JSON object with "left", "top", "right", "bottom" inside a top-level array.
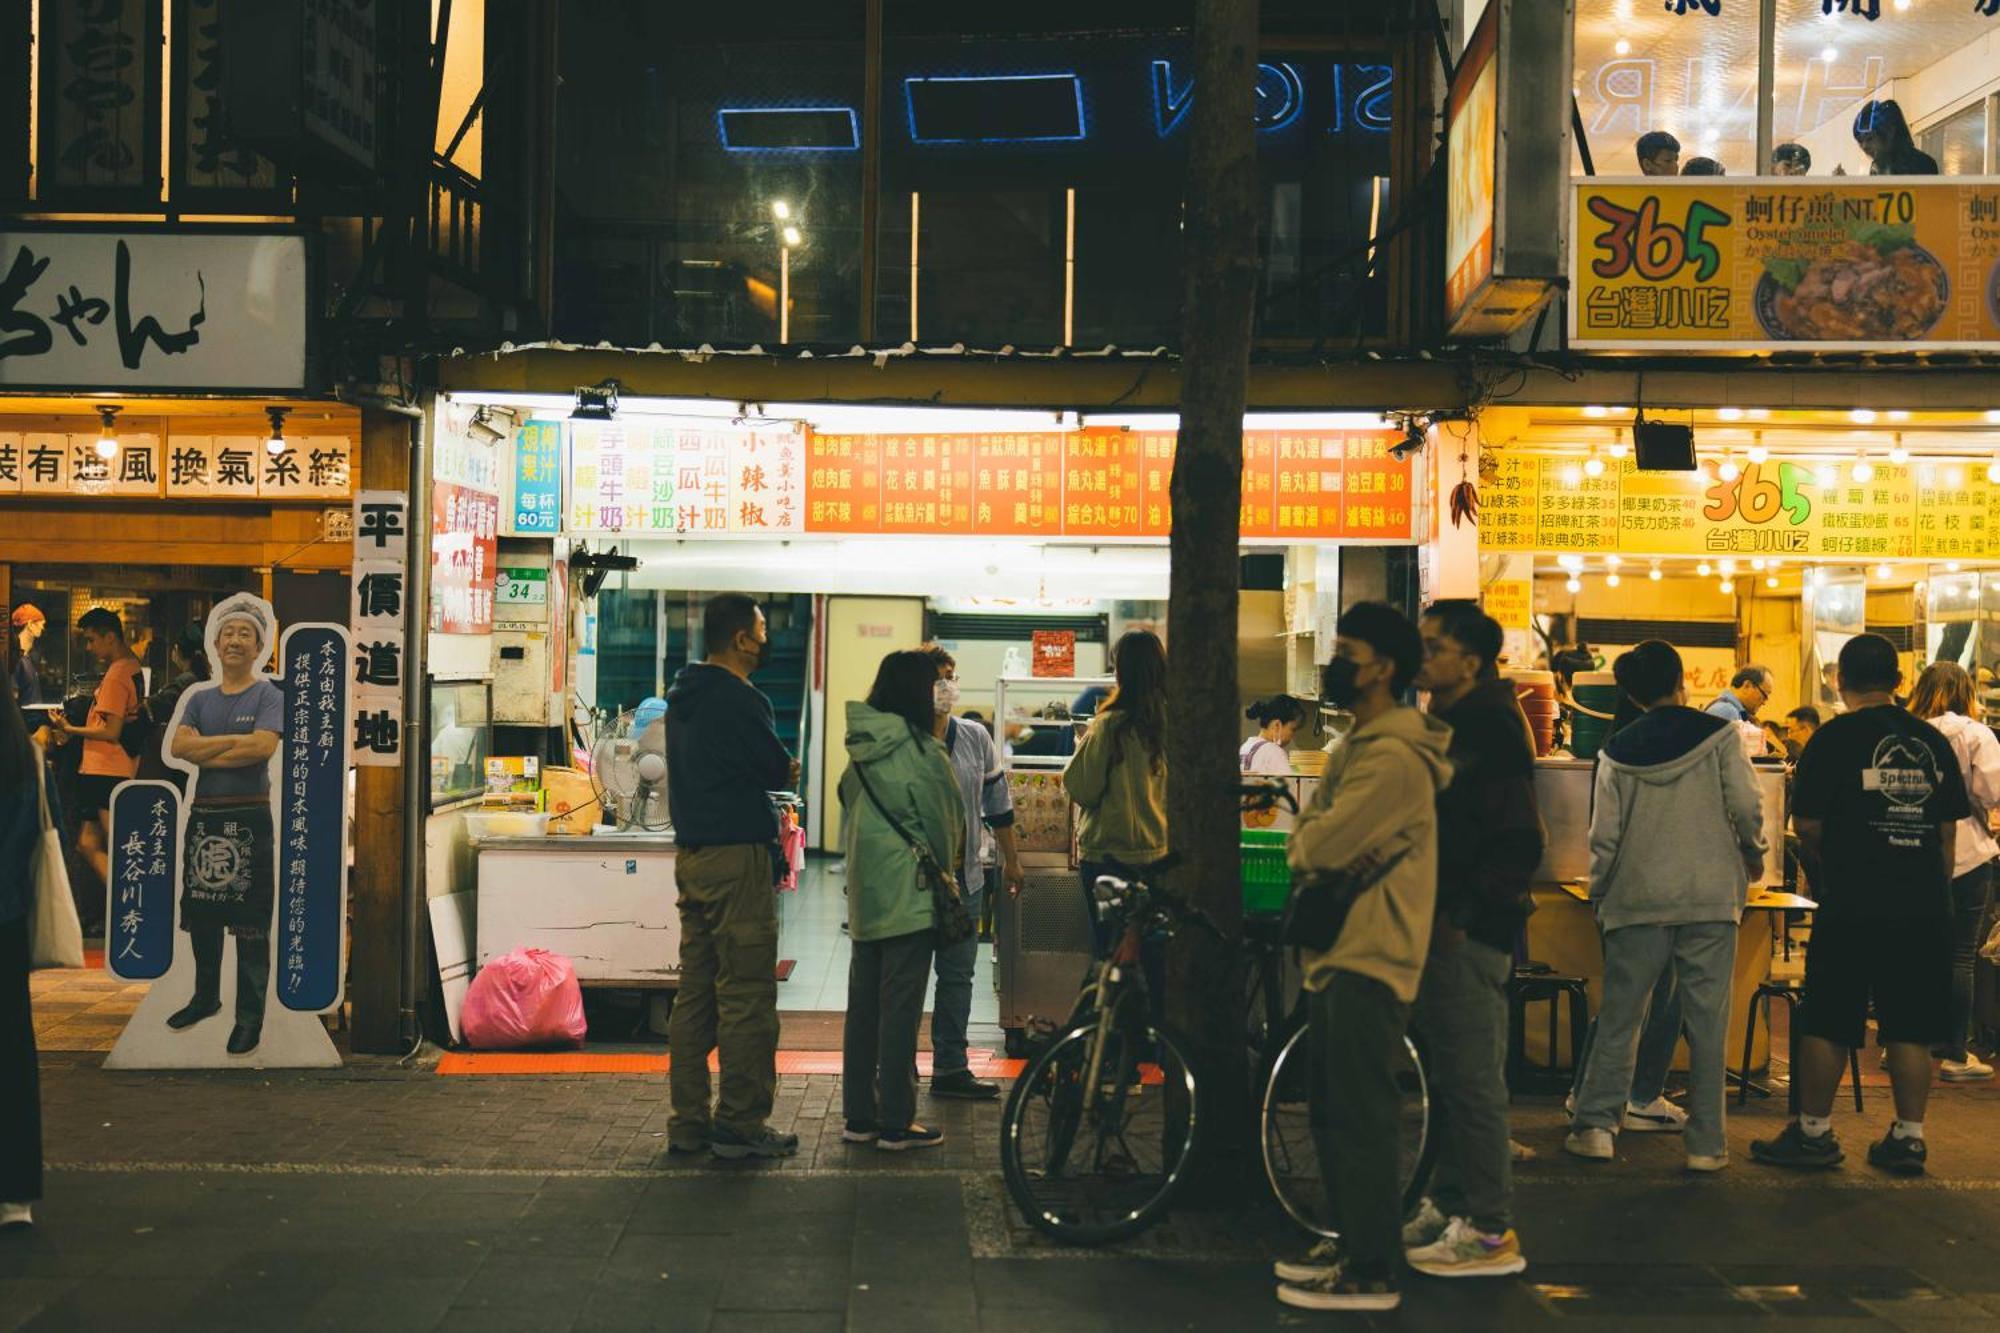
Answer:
[{"left": 1274, "top": 603, "right": 1454, "bottom": 1314}]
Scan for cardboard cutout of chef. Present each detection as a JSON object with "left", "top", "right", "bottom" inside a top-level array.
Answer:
[{"left": 104, "top": 594, "right": 350, "bottom": 1070}]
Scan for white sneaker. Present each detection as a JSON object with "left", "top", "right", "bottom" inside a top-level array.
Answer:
[
  {"left": 1406, "top": 1217, "right": 1528, "bottom": 1278},
  {"left": 1623, "top": 1096, "right": 1688, "bottom": 1133},
  {"left": 0, "top": 1202, "right": 31, "bottom": 1228},
  {"left": 1564, "top": 1128, "right": 1615, "bottom": 1160},
  {"left": 1940, "top": 1055, "right": 1995, "bottom": 1082},
  {"left": 1273, "top": 1238, "right": 1343, "bottom": 1284},
  {"left": 1562, "top": 1091, "right": 1575, "bottom": 1117},
  {"left": 1686, "top": 1153, "right": 1729, "bottom": 1173},
  {"left": 1402, "top": 1196, "right": 1449, "bottom": 1249}
]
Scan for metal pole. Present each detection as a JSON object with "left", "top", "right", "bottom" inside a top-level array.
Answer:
[
  {"left": 1756, "top": 0, "right": 1776, "bottom": 173},
  {"left": 858, "top": 0, "right": 883, "bottom": 343},
  {"left": 780, "top": 244, "right": 791, "bottom": 343},
  {"left": 401, "top": 397, "right": 435, "bottom": 1047}
]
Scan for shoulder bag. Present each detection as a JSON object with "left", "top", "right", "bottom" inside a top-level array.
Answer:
[
  {"left": 27, "top": 740, "right": 85, "bottom": 970},
  {"left": 1283, "top": 842, "right": 1413, "bottom": 953},
  {"left": 851, "top": 760, "right": 976, "bottom": 946}
]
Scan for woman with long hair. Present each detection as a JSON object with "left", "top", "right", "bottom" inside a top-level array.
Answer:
[
  {"left": 1, "top": 668, "right": 45, "bottom": 1227},
  {"left": 838, "top": 649, "right": 965, "bottom": 1150},
  {"left": 1908, "top": 662, "right": 2000, "bottom": 1080},
  {"left": 1065, "top": 629, "right": 1170, "bottom": 959}
]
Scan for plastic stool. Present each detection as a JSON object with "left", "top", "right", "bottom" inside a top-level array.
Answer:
[
  {"left": 1508, "top": 966, "right": 1590, "bottom": 1088},
  {"left": 1737, "top": 978, "right": 1863, "bottom": 1114}
]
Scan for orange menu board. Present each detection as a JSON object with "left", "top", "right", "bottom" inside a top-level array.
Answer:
[
  {"left": 805, "top": 433, "right": 883, "bottom": 533},
  {"left": 1063, "top": 431, "right": 1144, "bottom": 537},
  {"left": 794, "top": 428, "right": 1414, "bottom": 541},
  {"left": 879, "top": 434, "right": 975, "bottom": 534},
  {"left": 973, "top": 433, "right": 1064, "bottom": 535}
]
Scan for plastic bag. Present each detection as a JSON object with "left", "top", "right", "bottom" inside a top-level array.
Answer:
[{"left": 461, "top": 948, "right": 587, "bottom": 1049}]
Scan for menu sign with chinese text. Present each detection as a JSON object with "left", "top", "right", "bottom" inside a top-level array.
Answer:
[
  {"left": 1479, "top": 449, "right": 1929, "bottom": 561},
  {"left": 351, "top": 489, "right": 409, "bottom": 769},
  {"left": 106, "top": 782, "right": 180, "bottom": 981},
  {"left": 0, "top": 431, "right": 349, "bottom": 499},
  {"left": 568, "top": 420, "right": 807, "bottom": 536},
  {"left": 1571, "top": 179, "right": 2000, "bottom": 351},
  {"left": 278, "top": 624, "right": 352, "bottom": 1013}
]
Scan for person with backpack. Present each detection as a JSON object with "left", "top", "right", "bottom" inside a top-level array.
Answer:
[
  {"left": 1566, "top": 641, "right": 1766, "bottom": 1172},
  {"left": 46, "top": 607, "right": 143, "bottom": 925},
  {"left": 839, "top": 650, "right": 965, "bottom": 1151}
]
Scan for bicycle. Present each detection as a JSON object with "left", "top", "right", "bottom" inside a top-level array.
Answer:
[{"left": 998, "top": 780, "right": 1435, "bottom": 1245}]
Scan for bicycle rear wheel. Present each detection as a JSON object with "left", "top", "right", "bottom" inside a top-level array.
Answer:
[
  {"left": 999, "top": 1020, "right": 1201, "bottom": 1245},
  {"left": 1260, "top": 1021, "right": 1432, "bottom": 1238}
]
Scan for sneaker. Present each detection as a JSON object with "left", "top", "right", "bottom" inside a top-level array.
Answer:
[
  {"left": 1401, "top": 1197, "right": 1449, "bottom": 1249},
  {"left": 1866, "top": 1130, "right": 1927, "bottom": 1177},
  {"left": 1750, "top": 1122, "right": 1844, "bottom": 1170},
  {"left": 1406, "top": 1218, "right": 1528, "bottom": 1278},
  {"left": 1564, "top": 1128, "right": 1615, "bottom": 1160},
  {"left": 665, "top": 1135, "right": 710, "bottom": 1155},
  {"left": 1623, "top": 1096, "right": 1688, "bottom": 1133},
  {"left": 931, "top": 1070, "right": 1001, "bottom": 1100},
  {"left": 1510, "top": 1138, "right": 1538, "bottom": 1163},
  {"left": 1685, "top": 1153, "right": 1729, "bottom": 1173},
  {"left": 709, "top": 1123, "right": 801, "bottom": 1160},
  {"left": 1940, "top": 1055, "right": 1995, "bottom": 1082},
  {"left": 842, "top": 1121, "right": 880, "bottom": 1143},
  {"left": 0, "top": 1202, "right": 30, "bottom": 1229},
  {"left": 1562, "top": 1091, "right": 1574, "bottom": 1117},
  {"left": 1276, "top": 1270, "right": 1401, "bottom": 1312},
  {"left": 876, "top": 1124, "right": 945, "bottom": 1152},
  {"left": 1274, "top": 1239, "right": 1343, "bottom": 1284}
]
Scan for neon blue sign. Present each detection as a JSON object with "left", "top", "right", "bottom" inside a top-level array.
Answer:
[
  {"left": 904, "top": 74, "right": 1088, "bottom": 143},
  {"left": 717, "top": 107, "right": 860, "bottom": 153}
]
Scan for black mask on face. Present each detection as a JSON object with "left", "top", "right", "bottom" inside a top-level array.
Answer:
[
  {"left": 1321, "top": 657, "right": 1362, "bottom": 707},
  {"left": 741, "top": 633, "right": 770, "bottom": 672}
]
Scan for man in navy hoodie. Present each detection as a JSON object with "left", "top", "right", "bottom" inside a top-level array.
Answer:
[
  {"left": 665, "top": 594, "right": 799, "bottom": 1160},
  {"left": 1566, "top": 641, "right": 1766, "bottom": 1172}
]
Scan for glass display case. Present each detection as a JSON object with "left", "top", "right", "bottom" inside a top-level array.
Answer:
[
  {"left": 430, "top": 678, "right": 493, "bottom": 808},
  {"left": 1925, "top": 571, "right": 2000, "bottom": 729},
  {"left": 1800, "top": 568, "right": 1865, "bottom": 718}
]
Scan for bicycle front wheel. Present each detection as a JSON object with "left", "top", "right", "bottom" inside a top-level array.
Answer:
[
  {"left": 1260, "top": 1023, "right": 1432, "bottom": 1239},
  {"left": 998, "top": 1020, "right": 1202, "bottom": 1245}
]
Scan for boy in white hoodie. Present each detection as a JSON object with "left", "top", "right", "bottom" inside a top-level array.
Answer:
[{"left": 1566, "top": 641, "right": 1767, "bottom": 1172}]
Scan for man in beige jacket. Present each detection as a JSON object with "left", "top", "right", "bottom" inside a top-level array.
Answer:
[{"left": 1274, "top": 603, "right": 1454, "bottom": 1314}]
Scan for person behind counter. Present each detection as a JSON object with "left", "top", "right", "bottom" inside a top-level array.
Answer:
[
  {"left": 1707, "top": 665, "right": 1774, "bottom": 726},
  {"left": 1853, "top": 99, "right": 1938, "bottom": 176},
  {"left": 1567, "top": 640, "right": 1767, "bottom": 1173},
  {"left": 1906, "top": 663, "right": 2000, "bottom": 1083},
  {"left": 1785, "top": 707, "right": 1821, "bottom": 753},
  {"left": 9, "top": 605, "right": 44, "bottom": 707},
  {"left": 1064, "top": 629, "right": 1170, "bottom": 961},
  {"left": 663, "top": 594, "right": 800, "bottom": 1162},
  {"left": 1755, "top": 635, "right": 1967, "bottom": 1176},
  {"left": 1241, "top": 695, "right": 1305, "bottom": 831},
  {"left": 1273, "top": 603, "right": 1452, "bottom": 1313},
  {"left": 839, "top": 650, "right": 965, "bottom": 1151},
  {"left": 1401, "top": 601, "right": 1540, "bottom": 1280}
]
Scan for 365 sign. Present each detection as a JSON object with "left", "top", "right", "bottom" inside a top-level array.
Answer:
[{"left": 0, "top": 229, "right": 309, "bottom": 391}]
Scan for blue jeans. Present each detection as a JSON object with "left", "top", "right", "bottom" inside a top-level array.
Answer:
[
  {"left": 1574, "top": 922, "right": 1736, "bottom": 1159},
  {"left": 1944, "top": 863, "right": 1993, "bottom": 1061},
  {"left": 930, "top": 878, "right": 984, "bottom": 1075}
]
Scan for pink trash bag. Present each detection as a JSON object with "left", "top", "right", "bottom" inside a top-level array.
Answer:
[{"left": 461, "top": 948, "right": 588, "bottom": 1049}]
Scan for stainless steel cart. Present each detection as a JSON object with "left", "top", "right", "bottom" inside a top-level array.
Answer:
[{"left": 993, "top": 674, "right": 1111, "bottom": 1055}]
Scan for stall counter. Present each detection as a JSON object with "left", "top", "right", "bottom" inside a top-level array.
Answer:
[{"left": 474, "top": 834, "right": 681, "bottom": 987}]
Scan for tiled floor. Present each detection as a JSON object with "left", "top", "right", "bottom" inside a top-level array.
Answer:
[
  {"left": 26, "top": 965, "right": 148, "bottom": 1053},
  {"left": 778, "top": 858, "right": 1002, "bottom": 1041}
]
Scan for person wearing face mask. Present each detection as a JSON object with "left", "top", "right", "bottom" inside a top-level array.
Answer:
[
  {"left": 664, "top": 594, "right": 802, "bottom": 1161},
  {"left": 1565, "top": 641, "right": 1765, "bottom": 1173},
  {"left": 919, "top": 644, "right": 1025, "bottom": 1100},
  {"left": 1274, "top": 603, "right": 1454, "bottom": 1314}
]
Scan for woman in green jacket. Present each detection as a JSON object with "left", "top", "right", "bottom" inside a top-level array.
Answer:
[
  {"left": 839, "top": 650, "right": 966, "bottom": 1151},
  {"left": 1064, "top": 630, "right": 1170, "bottom": 967}
]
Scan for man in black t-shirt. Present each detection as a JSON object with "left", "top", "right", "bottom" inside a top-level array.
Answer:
[{"left": 1752, "top": 634, "right": 1969, "bottom": 1177}]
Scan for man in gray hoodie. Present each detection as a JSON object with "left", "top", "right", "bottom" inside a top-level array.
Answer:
[{"left": 1566, "top": 641, "right": 1766, "bottom": 1172}]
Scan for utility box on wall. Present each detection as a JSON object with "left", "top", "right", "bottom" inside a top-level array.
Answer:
[{"left": 493, "top": 550, "right": 562, "bottom": 727}]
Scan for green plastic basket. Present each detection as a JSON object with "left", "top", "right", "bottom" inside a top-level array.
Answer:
[{"left": 1241, "top": 830, "right": 1291, "bottom": 916}]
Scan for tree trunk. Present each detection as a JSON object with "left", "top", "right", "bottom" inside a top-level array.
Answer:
[{"left": 1165, "top": 0, "right": 1261, "bottom": 1200}]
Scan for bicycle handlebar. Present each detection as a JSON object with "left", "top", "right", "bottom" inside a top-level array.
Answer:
[{"left": 1235, "top": 778, "right": 1300, "bottom": 815}]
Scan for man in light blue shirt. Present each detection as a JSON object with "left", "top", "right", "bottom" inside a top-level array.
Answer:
[
  {"left": 1706, "top": 665, "right": 1773, "bottom": 726},
  {"left": 923, "top": 645, "right": 1025, "bottom": 1100}
]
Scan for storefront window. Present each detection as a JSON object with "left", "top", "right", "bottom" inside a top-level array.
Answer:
[
  {"left": 1573, "top": 1, "right": 1763, "bottom": 175},
  {"left": 430, "top": 679, "right": 492, "bottom": 808},
  {"left": 1917, "top": 99, "right": 1991, "bottom": 178}
]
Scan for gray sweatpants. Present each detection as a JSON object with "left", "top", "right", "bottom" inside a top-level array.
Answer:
[{"left": 1413, "top": 938, "right": 1513, "bottom": 1232}]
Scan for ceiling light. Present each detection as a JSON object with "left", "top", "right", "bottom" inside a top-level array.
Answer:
[
  {"left": 1817, "top": 463, "right": 1841, "bottom": 487},
  {"left": 1720, "top": 559, "right": 1737, "bottom": 575},
  {"left": 1558, "top": 554, "right": 1583, "bottom": 571},
  {"left": 1875, "top": 563, "right": 1892, "bottom": 580},
  {"left": 1948, "top": 561, "right": 1962, "bottom": 572},
  {"left": 1582, "top": 405, "right": 1608, "bottom": 418},
  {"left": 1820, "top": 45, "right": 1838, "bottom": 64},
  {"left": 1583, "top": 449, "right": 1605, "bottom": 478},
  {"left": 1888, "top": 437, "right": 1909, "bottom": 464},
  {"left": 1718, "top": 456, "right": 1740, "bottom": 482},
  {"left": 771, "top": 200, "right": 791, "bottom": 221},
  {"left": 1988, "top": 410, "right": 2000, "bottom": 425},
  {"left": 264, "top": 405, "right": 290, "bottom": 458},
  {"left": 1565, "top": 576, "right": 1582, "bottom": 594},
  {"left": 1766, "top": 575, "right": 1779, "bottom": 589},
  {"left": 1718, "top": 407, "right": 1744, "bottom": 422},
  {"left": 1719, "top": 579, "right": 1735, "bottom": 595},
  {"left": 93, "top": 405, "right": 120, "bottom": 460},
  {"left": 1606, "top": 573, "right": 1621, "bottom": 588},
  {"left": 1751, "top": 558, "right": 1767, "bottom": 571},
  {"left": 1649, "top": 563, "right": 1663, "bottom": 582},
  {"left": 1886, "top": 410, "right": 1910, "bottom": 422},
  {"left": 1746, "top": 408, "right": 1770, "bottom": 420},
  {"left": 781, "top": 225, "right": 803, "bottom": 247},
  {"left": 1947, "top": 466, "right": 1965, "bottom": 488},
  {"left": 1987, "top": 457, "right": 2000, "bottom": 484},
  {"left": 1747, "top": 442, "right": 1768, "bottom": 465},
  {"left": 1851, "top": 456, "right": 1874, "bottom": 483},
  {"left": 1850, "top": 408, "right": 1876, "bottom": 425},
  {"left": 1697, "top": 561, "right": 1713, "bottom": 577},
  {"left": 1614, "top": 38, "right": 1631, "bottom": 55},
  {"left": 1608, "top": 431, "right": 1630, "bottom": 460}
]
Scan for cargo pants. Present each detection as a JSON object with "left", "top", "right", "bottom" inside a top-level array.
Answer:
[{"left": 668, "top": 844, "right": 780, "bottom": 1141}]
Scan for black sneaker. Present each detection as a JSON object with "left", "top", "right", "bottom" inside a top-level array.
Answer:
[
  {"left": 666, "top": 1133, "right": 710, "bottom": 1155},
  {"left": 1866, "top": 1130, "right": 1927, "bottom": 1176},
  {"left": 1750, "top": 1122, "right": 1844, "bottom": 1170},
  {"left": 931, "top": 1070, "right": 1000, "bottom": 1100},
  {"left": 876, "top": 1124, "right": 945, "bottom": 1152},
  {"left": 841, "top": 1121, "right": 880, "bottom": 1143},
  {"left": 225, "top": 1024, "right": 262, "bottom": 1056},
  {"left": 709, "top": 1124, "right": 800, "bottom": 1160}
]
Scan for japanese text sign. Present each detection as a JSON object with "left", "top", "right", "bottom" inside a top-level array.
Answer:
[
  {"left": 0, "top": 230, "right": 309, "bottom": 389},
  {"left": 105, "top": 781, "right": 181, "bottom": 981},
  {"left": 278, "top": 625, "right": 352, "bottom": 1013},
  {"left": 1571, "top": 179, "right": 2000, "bottom": 352}
]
